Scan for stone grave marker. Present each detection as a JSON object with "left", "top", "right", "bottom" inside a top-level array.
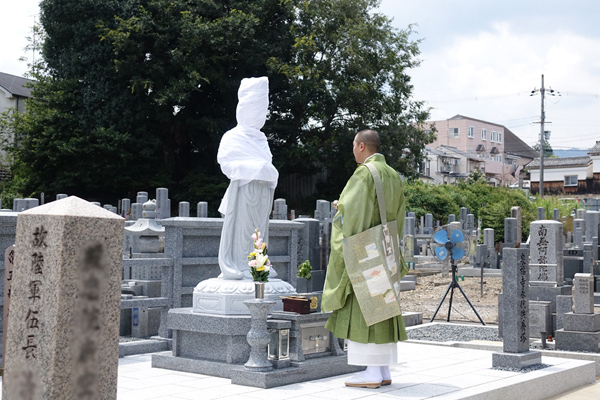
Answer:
[
  {"left": 576, "top": 208, "right": 586, "bottom": 220},
  {"left": 483, "top": 228, "right": 494, "bottom": 250},
  {"left": 315, "top": 200, "right": 331, "bottom": 221},
  {"left": 475, "top": 244, "right": 487, "bottom": 268},
  {"left": 423, "top": 213, "right": 433, "bottom": 235},
  {"left": 553, "top": 209, "right": 560, "bottom": 221},
  {"left": 273, "top": 199, "right": 288, "bottom": 220},
  {"left": 197, "top": 201, "right": 208, "bottom": 218},
  {"left": 459, "top": 207, "right": 468, "bottom": 227},
  {"left": 179, "top": 201, "right": 190, "bottom": 217},
  {"left": 511, "top": 206, "right": 522, "bottom": 245},
  {"left": 537, "top": 207, "right": 545, "bottom": 220},
  {"left": 583, "top": 243, "right": 592, "bottom": 274},
  {"left": 136, "top": 191, "right": 148, "bottom": 205},
  {"left": 465, "top": 214, "right": 475, "bottom": 234},
  {"left": 574, "top": 218, "right": 584, "bottom": 249},
  {"left": 447, "top": 214, "right": 455, "bottom": 223},
  {"left": 556, "top": 273, "right": 600, "bottom": 352},
  {"left": 24, "top": 199, "right": 39, "bottom": 210},
  {"left": 156, "top": 188, "right": 169, "bottom": 219},
  {"left": 572, "top": 273, "right": 594, "bottom": 314},
  {"left": 556, "top": 295, "right": 573, "bottom": 331},
  {"left": 529, "top": 301, "right": 552, "bottom": 338},
  {"left": 121, "top": 198, "right": 131, "bottom": 220},
  {"left": 585, "top": 211, "right": 599, "bottom": 244},
  {"left": 529, "top": 220, "right": 564, "bottom": 286},
  {"left": 2, "top": 196, "right": 124, "bottom": 399},
  {"left": 504, "top": 217, "right": 517, "bottom": 248},
  {"left": 2, "top": 245, "right": 15, "bottom": 370},
  {"left": 493, "top": 248, "right": 541, "bottom": 368},
  {"left": 131, "top": 203, "right": 143, "bottom": 220}
]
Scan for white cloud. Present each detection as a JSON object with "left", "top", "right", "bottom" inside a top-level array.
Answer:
[{"left": 0, "top": 1, "right": 40, "bottom": 77}]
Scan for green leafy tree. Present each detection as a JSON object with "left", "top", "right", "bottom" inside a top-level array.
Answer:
[
  {"left": 6, "top": 0, "right": 432, "bottom": 214},
  {"left": 465, "top": 169, "right": 487, "bottom": 185},
  {"left": 532, "top": 140, "right": 554, "bottom": 158},
  {"left": 266, "top": 0, "right": 433, "bottom": 200}
]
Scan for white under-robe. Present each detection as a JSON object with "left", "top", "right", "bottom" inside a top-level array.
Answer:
[{"left": 347, "top": 340, "right": 398, "bottom": 366}]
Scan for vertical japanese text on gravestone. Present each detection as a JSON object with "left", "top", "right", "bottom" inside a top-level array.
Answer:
[
  {"left": 519, "top": 252, "right": 528, "bottom": 343},
  {"left": 536, "top": 224, "right": 549, "bottom": 281},
  {"left": 74, "top": 242, "right": 106, "bottom": 398},
  {"left": 23, "top": 225, "right": 46, "bottom": 360}
]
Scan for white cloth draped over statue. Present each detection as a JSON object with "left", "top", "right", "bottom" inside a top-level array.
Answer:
[
  {"left": 216, "top": 77, "right": 279, "bottom": 280},
  {"left": 217, "top": 77, "right": 278, "bottom": 215}
]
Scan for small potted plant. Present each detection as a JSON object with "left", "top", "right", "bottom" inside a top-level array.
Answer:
[{"left": 296, "top": 260, "right": 313, "bottom": 293}]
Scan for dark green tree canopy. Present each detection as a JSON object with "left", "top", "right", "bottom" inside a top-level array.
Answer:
[
  {"left": 532, "top": 140, "right": 554, "bottom": 158},
  {"left": 7, "top": 0, "right": 432, "bottom": 214}
]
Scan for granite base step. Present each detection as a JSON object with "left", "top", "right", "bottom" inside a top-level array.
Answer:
[
  {"left": 457, "top": 267, "right": 502, "bottom": 277},
  {"left": 152, "top": 352, "right": 364, "bottom": 388},
  {"left": 119, "top": 337, "right": 171, "bottom": 358}
]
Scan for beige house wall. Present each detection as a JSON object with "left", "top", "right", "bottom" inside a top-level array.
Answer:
[{"left": 428, "top": 116, "right": 509, "bottom": 183}]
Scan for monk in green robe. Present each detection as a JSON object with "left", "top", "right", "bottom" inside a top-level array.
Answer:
[{"left": 322, "top": 129, "right": 409, "bottom": 388}]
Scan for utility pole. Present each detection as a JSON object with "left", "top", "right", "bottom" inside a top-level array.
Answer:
[
  {"left": 539, "top": 74, "right": 545, "bottom": 197},
  {"left": 531, "top": 75, "right": 559, "bottom": 197}
]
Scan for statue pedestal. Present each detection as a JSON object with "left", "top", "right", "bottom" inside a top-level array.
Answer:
[{"left": 192, "top": 278, "right": 296, "bottom": 315}]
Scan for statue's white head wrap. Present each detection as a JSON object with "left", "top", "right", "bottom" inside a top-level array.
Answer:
[{"left": 217, "top": 77, "right": 278, "bottom": 214}]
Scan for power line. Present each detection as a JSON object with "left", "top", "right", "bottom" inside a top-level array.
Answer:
[{"left": 425, "top": 92, "right": 529, "bottom": 104}]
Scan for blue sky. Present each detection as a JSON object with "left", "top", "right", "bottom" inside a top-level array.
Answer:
[{"left": 3, "top": 1, "right": 600, "bottom": 151}]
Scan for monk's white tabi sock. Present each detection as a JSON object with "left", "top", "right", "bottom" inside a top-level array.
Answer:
[
  {"left": 380, "top": 366, "right": 391, "bottom": 381},
  {"left": 345, "top": 366, "right": 383, "bottom": 384}
]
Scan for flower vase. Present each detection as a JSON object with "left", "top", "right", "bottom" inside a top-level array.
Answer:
[
  {"left": 254, "top": 281, "right": 265, "bottom": 299},
  {"left": 244, "top": 299, "right": 275, "bottom": 371}
]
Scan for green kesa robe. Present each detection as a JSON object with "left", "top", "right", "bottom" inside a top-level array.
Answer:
[{"left": 322, "top": 154, "right": 409, "bottom": 344}]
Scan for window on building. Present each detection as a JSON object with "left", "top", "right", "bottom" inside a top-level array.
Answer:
[
  {"left": 490, "top": 131, "right": 495, "bottom": 142},
  {"left": 498, "top": 132, "right": 502, "bottom": 143},
  {"left": 468, "top": 126, "right": 474, "bottom": 138},
  {"left": 564, "top": 175, "right": 578, "bottom": 187},
  {"left": 497, "top": 155, "right": 502, "bottom": 163},
  {"left": 481, "top": 129, "right": 487, "bottom": 140},
  {"left": 449, "top": 127, "right": 459, "bottom": 138}
]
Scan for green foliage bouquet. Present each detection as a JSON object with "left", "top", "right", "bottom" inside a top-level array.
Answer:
[
  {"left": 297, "top": 260, "right": 312, "bottom": 280},
  {"left": 247, "top": 228, "right": 270, "bottom": 282}
]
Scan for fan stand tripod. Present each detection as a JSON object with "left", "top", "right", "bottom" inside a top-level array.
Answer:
[{"left": 430, "top": 257, "right": 486, "bottom": 326}]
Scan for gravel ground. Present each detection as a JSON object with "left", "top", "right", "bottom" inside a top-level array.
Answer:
[
  {"left": 407, "top": 323, "right": 500, "bottom": 342},
  {"left": 399, "top": 272, "right": 502, "bottom": 325}
]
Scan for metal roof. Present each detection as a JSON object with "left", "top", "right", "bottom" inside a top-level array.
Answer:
[
  {"left": 0, "top": 71, "right": 34, "bottom": 98},
  {"left": 425, "top": 146, "right": 459, "bottom": 158},
  {"left": 526, "top": 156, "right": 591, "bottom": 169},
  {"left": 438, "top": 145, "right": 482, "bottom": 161},
  {"left": 588, "top": 141, "right": 600, "bottom": 156}
]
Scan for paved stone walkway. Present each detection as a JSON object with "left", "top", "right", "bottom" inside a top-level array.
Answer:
[
  {"left": 112, "top": 342, "right": 600, "bottom": 399},
  {"left": 1, "top": 341, "right": 598, "bottom": 399}
]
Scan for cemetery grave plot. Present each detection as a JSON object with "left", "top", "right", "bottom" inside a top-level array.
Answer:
[
  {"left": 400, "top": 273, "right": 600, "bottom": 334},
  {"left": 399, "top": 274, "right": 503, "bottom": 324}
]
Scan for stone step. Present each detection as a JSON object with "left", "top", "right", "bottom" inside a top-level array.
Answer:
[{"left": 457, "top": 267, "right": 503, "bottom": 277}]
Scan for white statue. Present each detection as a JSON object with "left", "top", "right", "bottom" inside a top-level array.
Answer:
[{"left": 216, "top": 77, "right": 278, "bottom": 280}]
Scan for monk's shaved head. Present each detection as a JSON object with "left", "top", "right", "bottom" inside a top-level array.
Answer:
[{"left": 354, "top": 129, "right": 380, "bottom": 153}]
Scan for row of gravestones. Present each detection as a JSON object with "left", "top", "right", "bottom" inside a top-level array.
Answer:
[
  {"left": 12, "top": 192, "right": 330, "bottom": 223},
  {"left": 496, "top": 222, "right": 600, "bottom": 370},
  {"left": 11, "top": 189, "right": 209, "bottom": 220}
]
